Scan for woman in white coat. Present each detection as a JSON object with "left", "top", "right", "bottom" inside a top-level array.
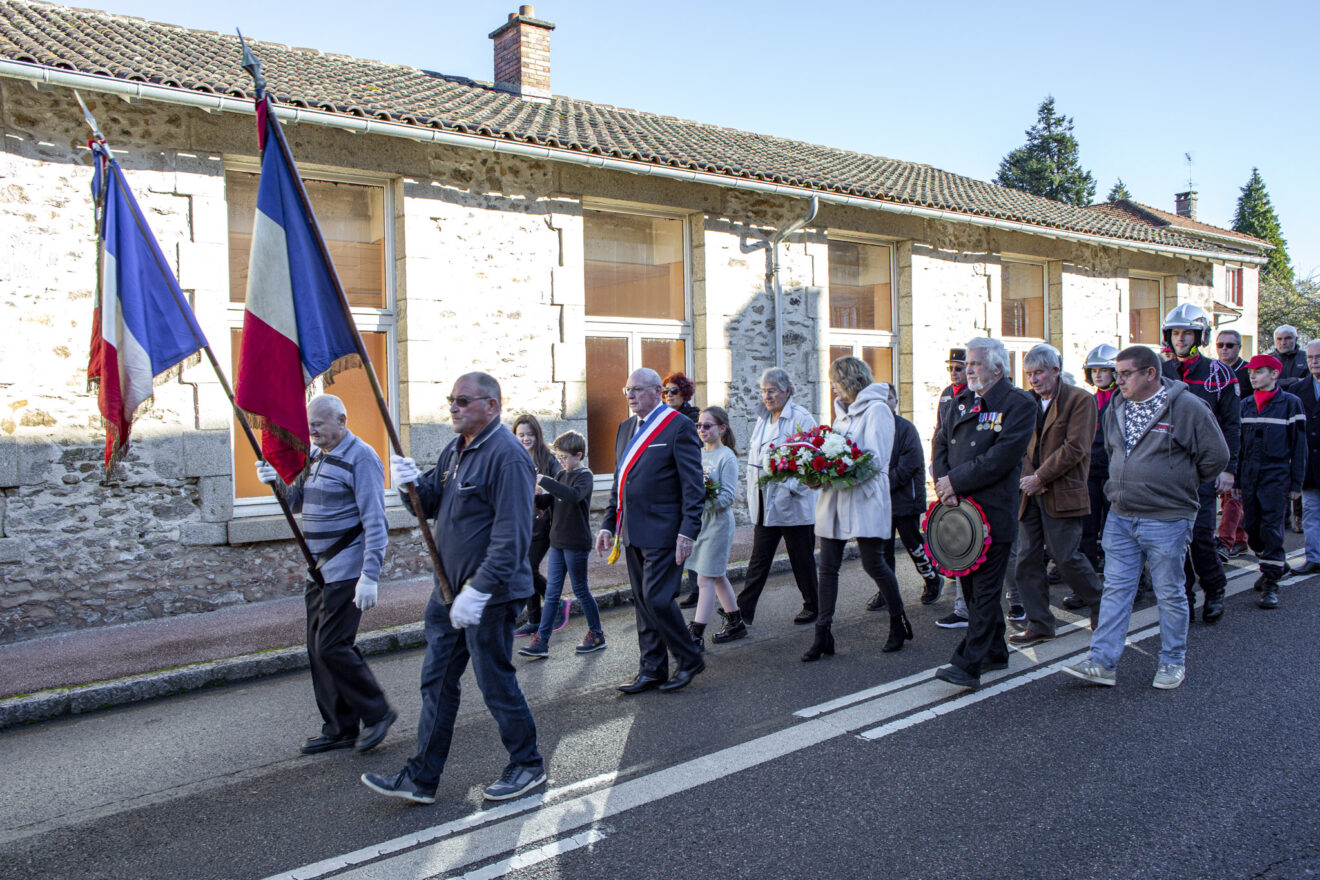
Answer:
[{"left": 805, "top": 356, "right": 911, "bottom": 661}]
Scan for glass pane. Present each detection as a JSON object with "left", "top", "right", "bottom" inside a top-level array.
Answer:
[
  {"left": 829, "top": 345, "right": 852, "bottom": 365},
  {"left": 862, "top": 346, "right": 893, "bottom": 384},
  {"left": 227, "top": 171, "right": 386, "bottom": 309},
  {"left": 231, "top": 328, "right": 391, "bottom": 498},
  {"left": 585, "top": 336, "right": 630, "bottom": 473},
  {"left": 829, "top": 241, "right": 892, "bottom": 331},
  {"left": 1001, "top": 262, "right": 1044, "bottom": 338},
  {"left": 584, "top": 211, "right": 685, "bottom": 320},
  {"left": 641, "top": 338, "right": 687, "bottom": 391},
  {"left": 1129, "top": 278, "right": 1161, "bottom": 345}
]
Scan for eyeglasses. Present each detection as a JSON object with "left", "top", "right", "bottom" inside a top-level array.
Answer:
[
  {"left": 622, "top": 385, "right": 660, "bottom": 396},
  {"left": 447, "top": 395, "right": 492, "bottom": 407},
  {"left": 696, "top": 422, "right": 718, "bottom": 431},
  {"left": 662, "top": 386, "right": 682, "bottom": 395},
  {"left": 948, "top": 364, "right": 966, "bottom": 371},
  {"left": 1115, "top": 368, "right": 1154, "bottom": 380},
  {"left": 1216, "top": 342, "right": 1239, "bottom": 348}
]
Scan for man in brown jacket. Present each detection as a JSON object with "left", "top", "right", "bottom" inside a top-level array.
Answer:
[{"left": 1010, "top": 344, "right": 1103, "bottom": 645}]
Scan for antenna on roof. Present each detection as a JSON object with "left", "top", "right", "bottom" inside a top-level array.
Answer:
[{"left": 1184, "top": 152, "right": 1195, "bottom": 191}]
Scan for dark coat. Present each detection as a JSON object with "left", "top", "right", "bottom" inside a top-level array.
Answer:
[
  {"left": 1162, "top": 356, "right": 1240, "bottom": 476},
  {"left": 1272, "top": 348, "right": 1310, "bottom": 382},
  {"left": 675, "top": 401, "right": 700, "bottom": 423},
  {"left": 931, "top": 378, "right": 1036, "bottom": 544},
  {"left": 888, "top": 413, "right": 927, "bottom": 517},
  {"left": 1089, "top": 388, "right": 1116, "bottom": 480},
  {"left": 1019, "top": 382, "right": 1096, "bottom": 519},
  {"left": 1283, "top": 377, "right": 1320, "bottom": 490},
  {"left": 602, "top": 406, "right": 705, "bottom": 548}
]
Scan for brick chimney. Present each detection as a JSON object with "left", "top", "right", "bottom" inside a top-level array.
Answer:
[
  {"left": 489, "top": 6, "right": 555, "bottom": 100},
  {"left": 1174, "top": 190, "right": 1198, "bottom": 220}
]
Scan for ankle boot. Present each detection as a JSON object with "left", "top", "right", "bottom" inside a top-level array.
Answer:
[
  {"left": 1259, "top": 581, "right": 1280, "bottom": 609},
  {"left": 883, "top": 611, "right": 913, "bottom": 652},
  {"left": 713, "top": 610, "right": 747, "bottom": 643},
  {"left": 688, "top": 620, "right": 706, "bottom": 651},
  {"left": 800, "top": 623, "right": 834, "bottom": 662}
]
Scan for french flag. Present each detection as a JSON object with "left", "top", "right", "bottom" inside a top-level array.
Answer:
[
  {"left": 87, "top": 142, "right": 206, "bottom": 471},
  {"left": 233, "top": 97, "right": 357, "bottom": 483}
]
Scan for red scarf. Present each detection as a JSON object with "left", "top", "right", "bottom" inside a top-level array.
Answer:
[
  {"left": 1095, "top": 388, "right": 1115, "bottom": 411},
  {"left": 1254, "top": 388, "right": 1278, "bottom": 412},
  {"left": 951, "top": 383, "right": 967, "bottom": 396},
  {"left": 1176, "top": 354, "right": 1200, "bottom": 380}
]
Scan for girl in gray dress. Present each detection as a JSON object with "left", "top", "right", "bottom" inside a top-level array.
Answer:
[{"left": 686, "top": 406, "right": 746, "bottom": 647}]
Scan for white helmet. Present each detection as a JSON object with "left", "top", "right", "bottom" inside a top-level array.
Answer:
[
  {"left": 1083, "top": 344, "right": 1119, "bottom": 387},
  {"left": 1161, "top": 303, "right": 1213, "bottom": 349}
]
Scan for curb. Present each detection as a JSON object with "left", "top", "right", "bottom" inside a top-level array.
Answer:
[{"left": 0, "top": 548, "right": 845, "bottom": 729}]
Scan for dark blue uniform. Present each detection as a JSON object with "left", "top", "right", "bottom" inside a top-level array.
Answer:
[
  {"left": 1080, "top": 388, "right": 1116, "bottom": 570},
  {"left": 1240, "top": 389, "right": 1307, "bottom": 580}
]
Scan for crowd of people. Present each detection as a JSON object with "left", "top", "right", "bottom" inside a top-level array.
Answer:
[{"left": 251, "top": 308, "right": 1319, "bottom": 806}]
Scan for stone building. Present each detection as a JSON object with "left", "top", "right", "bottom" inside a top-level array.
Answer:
[{"left": 0, "top": 1, "right": 1270, "bottom": 642}]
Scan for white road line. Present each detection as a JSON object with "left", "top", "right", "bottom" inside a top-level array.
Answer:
[
  {"left": 452, "top": 829, "right": 608, "bottom": 880},
  {"left": 275, "top": 551, "right": 1298, "bottom": 879}
]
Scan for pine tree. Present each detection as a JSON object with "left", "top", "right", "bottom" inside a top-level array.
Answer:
[
  {"left": 1107, "top": 179, "right": 1132, "bottom": 202},
  {"left": 1232, "top": 168, "right": 1293, "bottom": 282},
  {"left": 995, "top": 96, "right": 1097, "bottom": 206}
]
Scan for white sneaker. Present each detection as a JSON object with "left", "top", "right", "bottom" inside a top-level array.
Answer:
[
  {"left": 1152, "top": 663, "right": 1185, "bottom": 690},
  {"left": 1060, "top": 658, "right": 1116, "bottom": 686}
]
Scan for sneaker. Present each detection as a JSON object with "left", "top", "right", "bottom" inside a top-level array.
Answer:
[
  {"left": 1228, "top": 543, "right": 1249, "bottom": 558},
  {"left": 513, "top": 621, "right": 538, "bottom": 638},
  {"left": 935, "top": 612, "right": 969, "bottom": 629},
  {"left": 518, "top": 636, "right": 549, "bottom": 659},
  {"left": 483, "top": 765, "right": 547, "bottom": 801},
  {"left": 360, "top": 771, "right": 437, "bottom": 804},
  {"left": 1216, "top": 542, "right": 1230, "bottom": 563},
  {"left": 1152, "top": 663, "right": 1186, "bottom": 690},
  {"left": 1060, "top": 658, "right": 1117, "bottom": 686},
  {"left": 576, "top": 630, "right": 606, "bottom": 654},
  {"left": 1007, "top": 604, "right": 1027, "bottom": 622},
  {"left": 552, "top": 598, "right": 571, "bottom": 632}
]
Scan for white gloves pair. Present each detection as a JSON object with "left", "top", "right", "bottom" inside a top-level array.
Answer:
[
  {"left": 255, "top": 460, "right": 280, "bottom": 485},
  {"left": 353, "top": 576, "right": 378, "bottom": 611},
  {"left": 390, "top": 454, "right": 420, "bottom": 486},
  {"left": 449, "top": 586, "right": 490, "bottom": 628}
]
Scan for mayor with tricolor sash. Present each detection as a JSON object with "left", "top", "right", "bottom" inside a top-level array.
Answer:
[{"left": 596, "top": 368, "right": 707, "bottom": 694}]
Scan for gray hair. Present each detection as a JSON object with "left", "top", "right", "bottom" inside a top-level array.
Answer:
[
  {"left": 1275, "top": 324, "right": 1298, "bottom": 338},
  {"left": 458, "top": 371, "right": 503, "bottom": 405},
  {"left": 307, "top": 394, "right": 347, "bottom": 419},
  {"left": 965, "top": 337, "right": 1011, "bottom": 378},
  {"left": 758, "top": 367, "right": 794, "bottom": 395},
  {"left": 1216, "top": 328, "right": 1242, "bottom": 344},
  {"left": 1023, "top": 343, "right": 1062, "bottom": 371}
]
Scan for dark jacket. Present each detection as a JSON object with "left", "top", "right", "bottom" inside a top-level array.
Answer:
[
  {"left": 931, "top": 378, "right": 1036, "bottom": 544},
  {"left": 1162, "top": 356, "right": 1240, "bottom": 476},
  {"left": 888, "top": 413, "right": 927, "bottom": 517},
  {"left": 404, "top": 418, "right": 534, "bottom": 605},
  {"left": 539, "top": 466, "right": 595, "bottom": 551},
  {"left": 1089, "top": 388, "right": 1117, "bottom": 480},
  {"left": 1222, "top": 356, "right": 1251, "bottom": 393},
  {"left": 1272, "top": 347, "right": 1310, "bottom": 382},
  {"left": 528, "top": 450, "right": 562, "bottom": 541},
  {"left": 1239, "top": 389, "right": 1307, "bottom": 490},
  {"left": 676, "top": 401, "right": 700, "bottom": 423},
  {"left": 1283, "top": 376, "right": 1320, "bottom": 489},
  {"left": 603, "top": 405, "right": 705, "bottom": 548},
  {"left": 1019, "top": 382, "right": 1096, "bottom": 519}
]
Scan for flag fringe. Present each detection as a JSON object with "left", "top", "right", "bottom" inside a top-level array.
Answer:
[{"left": 321, "top": 353, "right": 363, "bottom": 387}]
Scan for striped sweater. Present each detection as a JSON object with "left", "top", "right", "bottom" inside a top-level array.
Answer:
[{"left": 287, "top": 430, "right": 388, "bottom": 583}]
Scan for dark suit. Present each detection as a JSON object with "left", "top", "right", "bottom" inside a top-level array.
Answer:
[
  {"left": 931, "top": 378, "right": 1035, "bottom": 676},
  {"left": 603, "top": 405, "right": 705, "bottom": 677}
]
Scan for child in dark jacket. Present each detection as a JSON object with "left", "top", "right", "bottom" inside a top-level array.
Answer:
[{"left": 518, "top": 431, "right": 606, "bottom": 658}]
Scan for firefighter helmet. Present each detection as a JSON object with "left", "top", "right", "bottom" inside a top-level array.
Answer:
[
  {"left": 1083, "top": 343, "right": 1119, "bottom": 387},
  {"left": 1161, "top": 303, "right": 1213, "bottom": 349}
]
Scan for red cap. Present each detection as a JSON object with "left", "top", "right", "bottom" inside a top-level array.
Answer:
[{"left": 1247, "top": 354, "right": 1283, "bottom": 372}]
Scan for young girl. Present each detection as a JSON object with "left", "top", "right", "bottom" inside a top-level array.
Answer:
[
  {"left": 512, "top": 414, "right": 566, "bottom": 637},
  {"left": 686, "top": 406, "right": 746, "bottom": 646}
]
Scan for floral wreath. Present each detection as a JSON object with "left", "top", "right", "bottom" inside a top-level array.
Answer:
[{"left": 921, "top": 496, "right": 992, "bottom": 577}]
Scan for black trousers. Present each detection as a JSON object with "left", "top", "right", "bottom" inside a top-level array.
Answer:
[
  {"left": 881, "top": 513, "right": 937, "bottom": 582},
  {"left": 1014, "top": 498, "right": 1101, "bottom": 635},
  {"left": 625, "top": 543, "right": 702, "bottom": 676},
  {"left": 1184, "top": 480, "right": 1228, "bottom": 600},
  {"left": 817, "top": 536, "right": 901, "bottom": 627},
  {"left": 524, "top": 534, "right": 551, "bottom": 624},
  {"left": 736, "top": 522, "right": 819, "bottom": 622},
  {"left": 1244, "top": 466, "right": 1289, "bottom": 576},
  {"left": 949, "top": 540, "right": 1012, "bottom": 678},
  {"left": 1079, "top": 474, "right": 1109, "bottom": 570},
  {"left": 305, "top": 577, "right": 389, "bottom": 740}
]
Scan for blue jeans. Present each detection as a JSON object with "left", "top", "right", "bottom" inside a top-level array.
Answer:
[
  {"left": 1088, "top": 513, "right": 1193, "bottom": 669},
  {"left": 405, "top": 597, "right": 542, "bottom": 790},
  {"left": 538, "top": 547, "right": 601, "bottom": 643},
  {"left": 1302, "top": 488, "right": 1320, "bottom": 564}
]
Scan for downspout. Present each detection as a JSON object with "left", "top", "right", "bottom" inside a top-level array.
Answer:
[{"left": 768, "top": 196, "right": 818, "bottom": 367}]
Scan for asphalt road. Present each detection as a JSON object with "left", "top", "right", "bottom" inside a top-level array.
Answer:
[{"left": 2, "top": 552, "right": 1318, "bottom": 880}]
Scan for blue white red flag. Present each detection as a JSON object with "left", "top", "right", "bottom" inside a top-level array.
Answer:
[
  {"left": 87, "top": 141, "right": 206, "bottom": 471},
  {"left": 233, "top": 97, "right": 358, "bottom": 483}
]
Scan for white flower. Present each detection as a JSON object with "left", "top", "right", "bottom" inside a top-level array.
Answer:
[
  {"left": 839, "top": 455, "right": 853, "bottom": 468},
  {"left": 820, "top": 432, "right": 847, "bottom": 457}
]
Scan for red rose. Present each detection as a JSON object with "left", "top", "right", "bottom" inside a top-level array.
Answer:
[
  {"left": 836, "top": 462, "right": 848, "bottom": 475},
  {"left": 812, "top": 436, "right": 825, "bottom": 448},
  {"left": 812, "top": 456, "right": 826, "bottom": 472}
]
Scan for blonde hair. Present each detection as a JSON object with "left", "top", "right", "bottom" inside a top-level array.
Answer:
[{"left": 828, "top": 356, "right": 873, "bottom": 400}]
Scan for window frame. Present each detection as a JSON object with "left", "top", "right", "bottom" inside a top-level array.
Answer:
[
  {"left": 826, "top": 233, "right": 899, "bottom": 388},
  {"left": 223, "top": 158, "right": 400, "bottom": 516},
  {"left": 1126, "top": 272, "right": 1166, "bottom": 349},
  {"left": 998, "top": 255, "right": 1049, "bottom": 343}
]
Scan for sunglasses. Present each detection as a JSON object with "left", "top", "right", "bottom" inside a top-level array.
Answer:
[
  {"left": 1216, "top": 342, "right": 1240, "bottom": 348},
  {"left": 662, "top": 386, "right": 682, "bottom": 394},
  {"left": 447, "top": 395, "right": 492, "bottom": 407}
]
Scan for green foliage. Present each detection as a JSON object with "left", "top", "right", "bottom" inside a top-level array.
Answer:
[
  {"left": 1257, "top": 272, "right": 1318, "bottom": 349},
  {"left": 995, "top": 96, "right": 1097, "bottom": 206},
  {"left": 1107, "top": 179, "right": 1132, "bottom": 202},
  {"left": 1232, "top": 168, "right": 1294, "bottom": 283}
]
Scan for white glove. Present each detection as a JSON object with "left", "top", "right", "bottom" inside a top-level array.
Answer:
[
  {"left": 255, "top": 460, "right": 280, "bottom": 485},
  {"left": 449, "top": 586, "right": 490, "bottom": 628},
  {"left": 353, "top": 576, "right": 378, "bottom": 611},
  {"left": 390, "top": 454, "right": 420, "bottom": 486}
]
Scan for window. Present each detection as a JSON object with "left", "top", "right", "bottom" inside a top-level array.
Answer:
[
  {"left": 583, "top": 207, "right": 691, "bottom": 474},
  {"left": 1001, "top": 261, "right": 1045, "bottom": 339},
  {"left": 1225, "top": 267, "right": 1243, "bottom": 307},
  {"left": 827, "top": 238, "right": 896, "bottom": 417},
  {"left": 225, "top": 169, "right": 397, "bottom": 507},
  {"left": 1128, "top": 277, "right": 1163, "bottom": 346}
]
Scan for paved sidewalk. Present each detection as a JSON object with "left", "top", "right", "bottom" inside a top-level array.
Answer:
[{"left": 0, "top": 525, "right": 818, "bottom": 727}]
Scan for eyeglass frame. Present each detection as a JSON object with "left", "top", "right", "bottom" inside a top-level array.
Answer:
[
  {"left": 447, "top": 394, "right": 493, "bottom": 407},
  {"left": 622, "top": 385, "right": 661, "bottom": 396}
]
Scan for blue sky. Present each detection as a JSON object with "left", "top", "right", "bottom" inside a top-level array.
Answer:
[{"left": 98, "top": 0, "right": 1319, "bottom": 276}]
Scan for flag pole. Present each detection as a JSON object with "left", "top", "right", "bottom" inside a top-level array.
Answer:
[
  {"left": 238, "top": 38, "right": 455, "bottom": 603},
  {"left": 76, "top": 91, "right": 327, "bottom": 587}
]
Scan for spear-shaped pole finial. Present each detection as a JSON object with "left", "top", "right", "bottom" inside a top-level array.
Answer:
[
  {"left": 73, "top": 90, "right": 106, "bottom": 144},
  {"left": 237, "top": 29, "right": 266, "bottom": 98}
]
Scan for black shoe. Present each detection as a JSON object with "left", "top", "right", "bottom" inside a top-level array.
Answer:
[
  {"left": 300, "top": 734, "right": 356, "bottom": 755},
  {"left": 712, "top": 610, "right": 747, "bottom": 643},
  {"left": 659, "top": 660, "right": 705, "bottom": 693},
  {"left": 355, "top": 708, "right": 397, "bottom": 753},
  {"left": 1293, "top": 561, "right": 1320, "bottom": 576},
  {"left": 1202, "top": 598, "right": 1224, "bottom": 624},
  {"left": 866, "top": 590, "right": 887, "bottom": 611},
  {"left": 1259, "top": 585, "right": 1280, "bottom": 609},
  {"left": 360, "top": 771, "right": 436, "bottom": 804},
  {"left": 793, "top": 608, "right": 818, "bottom": 625},
  {"left": 617, "top": 672, "right": 667, "bottom": 694},
  {"left": 935, "top": 665, "right": 980, "bottom": 690},
  {"left": 801, "top": 624, "right": 835, "bottom": 662},
  {"left": 1061, "top": 594, "right": 1087, "bottom": 611},
  {"left": 678, "top": 591, "right": 699, "bottom": 608},
  {"left": 687, "top": 620, "right": 706, "bottom": 653},
  {"left": 882, "top": 612, "right": 912, "bottom": 653},
  {"left": 1216, "top": 543, "right": 1231, "bottom": 563},
  {"left": 1007, "top": 604, "right": 1027, "bottom": 623},
  {"left": 920, "top": 577, "right": 943, "bottom": 605}
]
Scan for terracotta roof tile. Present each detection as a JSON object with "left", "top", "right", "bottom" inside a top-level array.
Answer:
[{"left": 1084, "top": 200, "right": 1267, "bottom": 248}]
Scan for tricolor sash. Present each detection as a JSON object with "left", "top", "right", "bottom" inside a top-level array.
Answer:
[{"left": 607, "top": 406, "right": 679, "bottom": 563}]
